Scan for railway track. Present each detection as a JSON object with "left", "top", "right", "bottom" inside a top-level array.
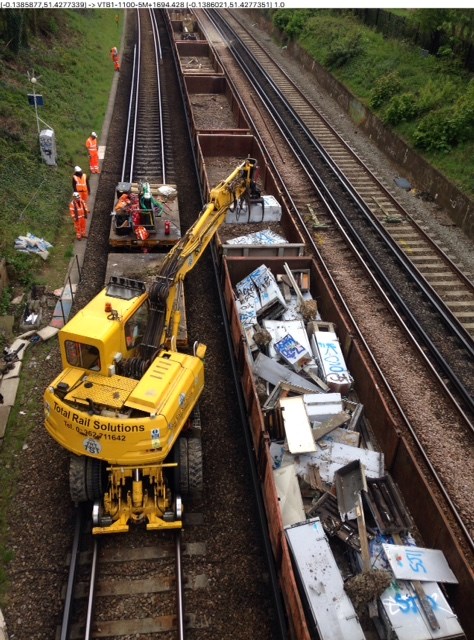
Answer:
[
  {"left": 59, "top": 508, "right": 208, "bottom": 639},
  {"left": 124, "top": 10, "right": 171, "bottom": 183},
  {"left": 193, "top": 9, "right": 474, "bottom": 553},
  {"left": 54, "top": 10, "right": 286, "bottom": 639},
  {"left": 212, "top": 10, "right": 474, "bottom": 344},
  {"left": 202, "top": 10, "right": 474, "bottom": 413}
]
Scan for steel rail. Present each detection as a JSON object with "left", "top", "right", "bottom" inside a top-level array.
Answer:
[
  {"left": 84, "top": 538, "right": 99, "bottom": 640},
  {"left": 175, "top": 531, "right": 185, "bottom": 640},
  {"left": 129, "top": 10, "right": 142, "bottom": 181},
  {"left": 206, "top": 10, "right": 474, "bottom": 413},
  {"left": 59, "top": 507, "right": 83, "bottom": 640},
  {"left": 163, "top": 13, "right": 290, "bottom": 638},
  {"left": 202, "top": 10, "right": 474, "bottom": 552},
  {"left": 121, "top": 44, "right": 138, "bottom": 183},
  {"left": 149, "top": 8, "right": 167, "bottom": 184},
  {"left": 223, "top": 10, "right": 474, "bottom": 302}
]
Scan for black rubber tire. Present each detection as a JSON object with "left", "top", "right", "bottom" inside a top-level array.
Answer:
[
  {"left": 178, "top": 438, "right": 189, "bottom": 496},
  {"left": 178, "top": 437, "right": 203, "bottom": 498},
  {"left": 69, "top": 454, "right": 105, "bottom": 503}
]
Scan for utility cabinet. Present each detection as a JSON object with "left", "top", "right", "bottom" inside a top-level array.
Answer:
[{"left": 39, "top": 128, "right": 57, "bottom": 165}]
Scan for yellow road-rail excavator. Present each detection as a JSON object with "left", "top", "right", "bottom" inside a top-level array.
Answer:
[{"left": 44, "top": 158, "right": 260, "bottom": 534}]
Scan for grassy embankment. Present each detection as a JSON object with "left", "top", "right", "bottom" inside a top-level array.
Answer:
[
  {"left": 0, "top": 9, "right": 122, "bottom": 315},
  {"left": 0, "top": 8, "right": 123, "bottom": 601},
  {"left": 272, "top": 9, "right": 474, "bottom": 198}
]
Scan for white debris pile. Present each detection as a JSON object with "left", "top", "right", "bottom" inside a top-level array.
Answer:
[
  {"left": 226, "top": 229, "right": 288, "bottom": 246},
  {"left": 233, "top": 261, "right": 464, "bottom": 639},
  {"left": 15, "top": 233, "right": 53, "bottom": 260}
]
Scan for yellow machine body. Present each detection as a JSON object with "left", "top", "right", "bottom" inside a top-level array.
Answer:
[
  {"left": 44, "top": 159, "right": 259, "bottom": 534},
  {"left": 45, "top": 287, "right": 203, "bottom": 465}
]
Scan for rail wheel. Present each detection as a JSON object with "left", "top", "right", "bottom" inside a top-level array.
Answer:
[
  {"left": 69, "top": 454, "right": 106, "bottom": 503},
  {"left": 178, "top": 436, "right": 203, "bottom": 498}
]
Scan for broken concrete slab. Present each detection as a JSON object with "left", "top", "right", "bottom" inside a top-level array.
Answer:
[
  {"left": 17, "top": 329, "right": 37, "bottom": 340},
  {"left": 36, "top": 325, "right": 59, "bottom": 341},
  {"left": 1, "top": 360, "right": 21, "bottom": 379},
  {"left": 0, "top": 405, "right": 11, "bottom": 439},
  {"left": 0, "top": 376, "right": 20, "bottom": 406}
]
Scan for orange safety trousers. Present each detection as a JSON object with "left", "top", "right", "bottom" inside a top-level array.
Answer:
[
  {"left": 73, "top": 173, "right": 89, "bottom": 203},
  {"left": 114, "top": 58, "right": 120, "bottom": 72},
  {"left": 86, "top": 138, "right": 100, "bottom": 173},
  {"left": 69, "top": 200, "right": 88, "bottom": 239}
]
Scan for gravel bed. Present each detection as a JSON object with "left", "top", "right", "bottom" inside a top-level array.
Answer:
[
  {"left": 201, "top": 6, "right": 474, "bottom": 557},
  {"left": 3, "top": 11, "right": 473, "bottom": 640},
  {"left": 2, "top": 14, "right": 277, "bottom": 640}
]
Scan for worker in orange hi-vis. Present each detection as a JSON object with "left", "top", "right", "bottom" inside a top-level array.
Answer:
[
  {"left": 69, "top": 192, "right": 89, "bottom": 240},
  {"left": 86, "top": 132, "right": 100, "bottom": 174},
  {"left": 72, "top": 166, "right": 90, "bottom": 204},
  {"left": 111, "top": 46, "right": 120, "bottom": 72}
]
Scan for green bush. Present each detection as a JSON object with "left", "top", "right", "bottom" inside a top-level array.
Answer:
[
  {"left": 413, "top": 108, "right": 462, "bottom": 152},
  {"left": 413, "top": 80, "right": 474, "bottom": 151},
  {"left": 383, "top": 93, "right": 419, "bottom": 125},
  {"left": 416, "top": 77, "right": 458, "bottom": 113},
  {"left": 324, "top": 33, "right": 364, "bottom": 69},
  {"left": 5, "top": 252, "right": 36, "bottom": 287},
  {"left": 273, "top": 9, "right": 317, "bottom": 39},
  {"left": 0, "top": 288, "right": 12, "bottom": 315},
  {"left": 370, "top": 71, "right": 402, "bottom": 109}
]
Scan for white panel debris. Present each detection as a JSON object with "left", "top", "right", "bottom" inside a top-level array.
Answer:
[
  {"left": 382, "top": 544, "right": 458, "bottom": 584},
  {"left": 225, "top": 229, "right": 288, "bottom": 245},
  {"left": 280, "top": 396, "right": 317, "bottom": 454},
  {"left": 285, "top": 518, "right": 366, "bottom": 640},
  {"left": 312, "top": 330, "right": 353, "bottom": 394},
  {"left": 263, "top": 320, "right": 312, "bottom": 359},
  {"left": 295, "top": 441, "right": 384, "bottom": 485},
  {"left": 273, "top": 463, "right": 306, "bottom": 527},
  {"left": 372, "top": 536, "right": 464, "bottom": 639},
  {"left": 235, "top": 264, "right": 287, "bottom": 327},
  {"left": 252, "top": 352, "right": 321, "bottom": 393},
  {"left": 380, "top": 580, "right": 464, "bottom": 640},
  {"left": 274, "top": 334, "right": 312, "bottom": 371},
  {"left": 225, "top": 194, "right": 282, "bottom": 223},
  {"left": 303, "top": 392, "right": 343, "bottom": 426}
]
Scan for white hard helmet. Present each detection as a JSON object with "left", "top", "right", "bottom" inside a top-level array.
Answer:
[
  {"left": 73, "top": 192, "right": 80, "bottom": 198},
  {"left": 91, "top": 131, "right": 97, "bottom": 137},
  {"left": 74, "top": 165, "right": 82, "bottom": 172}
]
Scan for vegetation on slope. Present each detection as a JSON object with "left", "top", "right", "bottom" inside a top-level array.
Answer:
[
  {"left": 0, "top": 9, "right": 121, "bottom": 314},
  {"left": 272, "top": 9, "right": 474, "bottom": 198},
  {"left": 0, "top": 8, "right": 123, "bottom": 597}
]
